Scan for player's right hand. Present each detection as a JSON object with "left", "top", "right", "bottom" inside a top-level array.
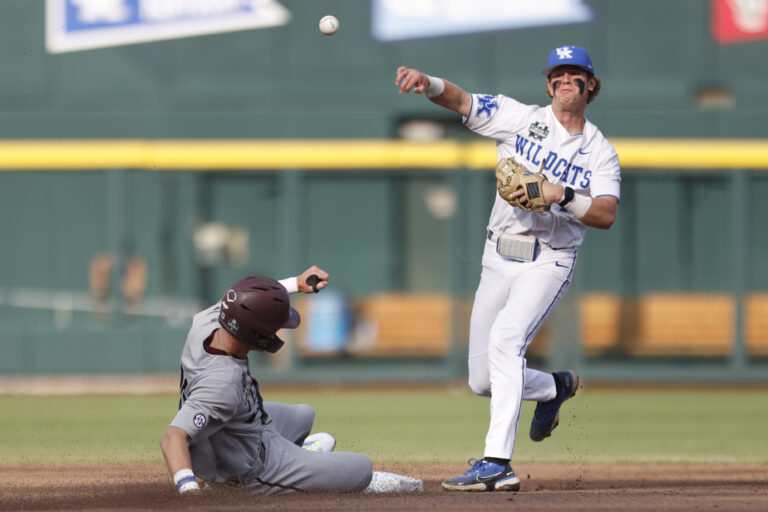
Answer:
[
  {"left": 395, "top": 66, "right": 428, "bottom": 94},
  {"left": 298, "top": 266, "right": 329, "bottom": 293}
]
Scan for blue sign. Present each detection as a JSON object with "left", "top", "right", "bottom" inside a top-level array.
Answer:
[{"left": 46, "top": 0, "right": 291, "bottom": 53}]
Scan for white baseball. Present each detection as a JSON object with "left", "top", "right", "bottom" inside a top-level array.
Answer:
[{"left": 318, "top": 15, "right": 339, "bottom": 35}]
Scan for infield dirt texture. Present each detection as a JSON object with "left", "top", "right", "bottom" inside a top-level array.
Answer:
[
  {"left": 1, "top": 386, "right": 767, "bottom": 511},
  {"left": 2, "top": 462, "right": 767, "bottom": 511}
]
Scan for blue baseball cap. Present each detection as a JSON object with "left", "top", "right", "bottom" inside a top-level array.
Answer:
[{"left": 542, "top": 46, "right": 594, "bottom": 76}]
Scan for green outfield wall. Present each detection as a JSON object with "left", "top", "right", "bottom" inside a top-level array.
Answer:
[
  {"left": 0, "top": 0, "right": 767, "bottom": 380},
  {"left": 0, "top": 140, "right": 767, "bottom": 381},
  {"left": 0, "top": 0, "right": 766, "bottom": 140}
]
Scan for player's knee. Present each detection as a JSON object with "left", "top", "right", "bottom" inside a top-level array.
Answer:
[
  {"left": 296, "top": 403, "right": 315, "bottom": 421},
  {"left": 295, "top": 403, "right": 315, "bottom": 431},
  {"left": 468, "top": 375, "right": 491, "bottom": 397},
  {"left": 488, "top": 332, "right": 526, "bottom": 359}
]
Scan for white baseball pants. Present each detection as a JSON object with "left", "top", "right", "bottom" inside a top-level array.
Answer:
[{"left": 468, "top": 235, "right": 577, "bottom": 460}]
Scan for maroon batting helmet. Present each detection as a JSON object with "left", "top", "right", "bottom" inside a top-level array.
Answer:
[{"left": 217, "top": 276, "right": 300, "bottom": 353}]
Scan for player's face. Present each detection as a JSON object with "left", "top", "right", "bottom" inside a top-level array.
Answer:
[{"left": 547, "top": 66, "right": 592, "bottom": 106}]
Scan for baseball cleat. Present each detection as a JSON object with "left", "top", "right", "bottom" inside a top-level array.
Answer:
[
  {"left": 441, "top": 458, "right": 520, "bottom": 492},
  {"left": 301, "top": 432, "right": 336, "bottom": 453},
  {"left": 529, "top": 370, "right": 580, "bottom": 442}
]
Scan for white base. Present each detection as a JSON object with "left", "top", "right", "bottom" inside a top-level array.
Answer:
[{"left": 364, "top": 471, "right": 424, "bottom": 493}]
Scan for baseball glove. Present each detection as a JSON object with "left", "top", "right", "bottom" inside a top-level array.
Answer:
[{"left": 495, "top": 157, "right": 550, "bottom": 212}]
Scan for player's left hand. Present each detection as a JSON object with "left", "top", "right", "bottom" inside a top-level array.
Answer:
[{"left": 297, "top": 266, "right": 329, "bottom": 293}]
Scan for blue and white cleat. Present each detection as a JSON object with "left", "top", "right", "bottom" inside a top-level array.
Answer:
[
  {"left": 301, "top": 432, "right": 336, "bottom": 453},
  {"left": 441, "top": 458, "right": 520, "bottom": 492},
  {"left": 530, "top": 370, "right": 580, "bottom": 442}
]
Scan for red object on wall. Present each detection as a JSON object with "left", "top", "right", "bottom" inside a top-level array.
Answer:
[{"left": 713, "top": 0, "right": 768, "bottom": 43}]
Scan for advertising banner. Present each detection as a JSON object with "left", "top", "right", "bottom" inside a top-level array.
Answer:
[
  {"left": 46, "top": 0, "right": 291, "bottom": 53},
  {"left": 712, "top": 0, "right": 768, "bottom": 43},
  {"left": 371, "top": 0, "right": 594, "bottom": 42}
]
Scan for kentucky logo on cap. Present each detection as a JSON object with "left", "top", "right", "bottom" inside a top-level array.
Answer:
[
  {"left": 556, "top": 47, "right": 574, "bottom": 59},
  {"left": 542, "top": 45, "right": 594, "bottom": 76}
]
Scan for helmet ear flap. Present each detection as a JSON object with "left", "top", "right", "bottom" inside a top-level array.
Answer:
[{"left": 252, "top": 334, "right": 285, "bottom": 353}]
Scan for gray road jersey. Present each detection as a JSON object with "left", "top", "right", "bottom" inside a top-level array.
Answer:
[{"left": 170, "top": 303, "right": 269, "bottom": 483}]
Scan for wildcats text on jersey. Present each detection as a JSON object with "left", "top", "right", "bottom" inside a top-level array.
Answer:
[{"left": 513, "top": 134, "right": 592, "bottom": 188}]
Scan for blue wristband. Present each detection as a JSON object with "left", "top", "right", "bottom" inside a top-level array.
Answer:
[
  {"left": 175, "top": 476, "right": 197, "bottom": 489},
  {"left": 173, "top": 469, "right": 200, "bottom": 494}
]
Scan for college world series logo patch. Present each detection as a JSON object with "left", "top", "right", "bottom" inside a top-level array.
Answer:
[
  {"left": 528, "top": 121, "right": 550, "bottom": 141},
  {"left": 193, "top": 414, "right": 207, "bottom": 428}
]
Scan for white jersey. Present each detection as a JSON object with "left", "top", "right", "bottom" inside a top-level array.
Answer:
[{"left": 463, "top": 93, "right": 621, "bottom": 249}]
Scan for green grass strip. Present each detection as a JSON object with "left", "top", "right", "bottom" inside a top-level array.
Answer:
[{"left": 1, "top": 389, "right": 766, "bottom": 465}]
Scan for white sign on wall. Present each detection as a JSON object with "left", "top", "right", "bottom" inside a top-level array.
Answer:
[
  {"left": 371, "top": 0, "right": 594, "bottom": 42},
  {"left": 46, "top": 0, "right": 291, "bottom": 54}
]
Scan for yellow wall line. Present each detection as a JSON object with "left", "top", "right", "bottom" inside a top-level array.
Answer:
[{"left": 0, "top": 139, "right": 766, "bottom": 170}]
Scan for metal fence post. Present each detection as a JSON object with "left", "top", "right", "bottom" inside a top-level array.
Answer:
[
  {"left": 279, "top": 169, "right": 302, "bottom": 370},
  {"left": 279, "top": 170, "right": 302, "bottom": 276},
  {"left": 106, "top": 168, "right": 128, "bottom": 323},
  {"left": 731, "top": 169, "right": 748, "bottom": 370},
  {"left": 446, "top": 168, "right": 468, "bottom": 377}
]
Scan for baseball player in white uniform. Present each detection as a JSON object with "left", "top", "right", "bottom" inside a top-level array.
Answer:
[
  {"left": 395, "top": 46, "right": 620, "bottom": 491},
  {"left": 161, "top": 266, "right": 422, "bottom": 495}
]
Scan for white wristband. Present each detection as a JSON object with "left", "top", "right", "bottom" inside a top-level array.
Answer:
[
  {"left": 564, "top": 193, "right": 592, "bottom": 219},
  {"left": 178, "top": 479, "right": 200, "bottom": 494},
  {"left": 424, "top": 75, "right": 445, "bottom": 98},
  {"left": 174, "top": 468, "right": 200, "bottom": 494},
  {"left": 278, "top": 277, "right": 299, "bottom": 294}
]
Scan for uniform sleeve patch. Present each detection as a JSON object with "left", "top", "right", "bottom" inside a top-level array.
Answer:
[
  {"left": 193, "top": 414, "right": 207, "bottom": 428},
  {"left": 475, "top": 94, "right": 498, "bottom": 118}
]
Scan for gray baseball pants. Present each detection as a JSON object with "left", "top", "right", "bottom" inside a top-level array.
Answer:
[{"left": 244, "top": 402, "right": 373, "bottom": 494}]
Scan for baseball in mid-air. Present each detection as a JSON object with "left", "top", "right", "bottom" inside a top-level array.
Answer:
[{"left": 318, "top": 15, "right": 339, "bottom": 35}]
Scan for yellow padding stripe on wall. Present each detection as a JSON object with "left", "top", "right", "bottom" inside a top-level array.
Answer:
[
  {"left": 0, "top": 139, "right": 767, "bottom": 170},
  {"left": 0, "top": 140, "right": 462, "bottom": 170},
  {"left": 610, "top": 139, "right": 768, "bottom": 169}
]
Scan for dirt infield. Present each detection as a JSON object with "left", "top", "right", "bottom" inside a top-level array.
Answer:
[{"left": 2, "top": 462, "right": 767, "bottom": 511}]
